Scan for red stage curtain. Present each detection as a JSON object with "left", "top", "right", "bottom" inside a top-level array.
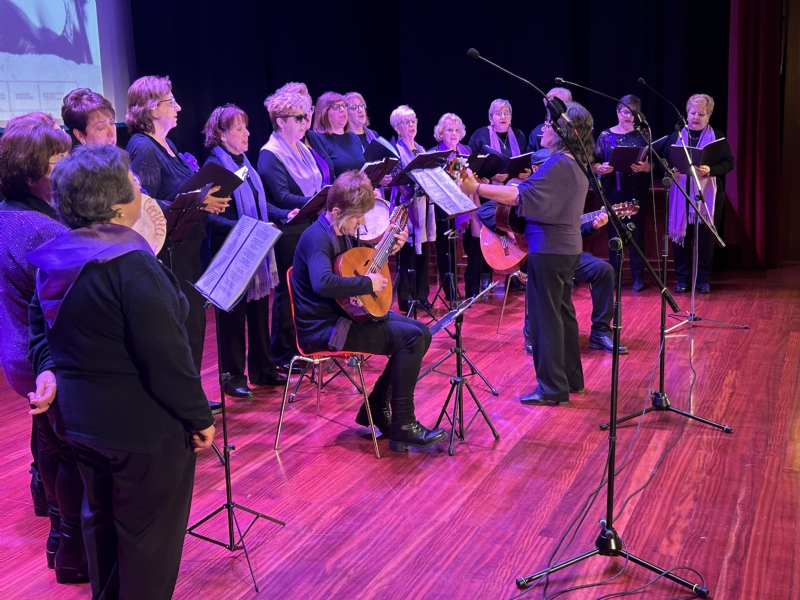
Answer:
[{"left": 726, "top": 0, "right": 783, "bottom": 268}]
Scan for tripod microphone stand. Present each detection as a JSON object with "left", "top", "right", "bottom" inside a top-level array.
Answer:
[
  {"left": 466, "top": 50, "right": 707, "bottom": 597},
  {"left": 430, "top": 284, "right": 500, "bottom": 455}
]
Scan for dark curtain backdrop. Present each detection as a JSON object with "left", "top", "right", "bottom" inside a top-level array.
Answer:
[
  {"left": 128, "top": 0, "right": 731, "bottom": 162},
  {"left": 726, "top": 0, "right": 783, "bottom": 268}
]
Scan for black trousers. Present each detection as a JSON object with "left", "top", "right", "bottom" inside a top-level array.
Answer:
[
  {"left": 70, "top": 433, "right": 197, "bottom": 600},
  {"left": 526, "top": 253, "right": 584, "bottom": 402},
  {"left": 160, "top": 239, "right": 206, "bottom": 373},
  {"left": 396, "top": 242, "right": 430, "bottom": 310},
  {"left": 575, "top": 252, "right": 615, "bottom": 338},
  {"left": 607, "top": 207, "right": 647, "bottom": 280},
  {"left": 434, "top": 217, "right": 456, "bottom": 301},
  {"left": 672, "top": 223, "right": 715, "bottom": 286},
  {"left": 341, "top": 312, "right": 431, "bottom": 425},
  {"left": 271, "top": 230, "right": 301, "bottom": 365},
  {"left": 217, "top": 294, "right": 277, "bottom": 386},
  {"left": 461, "top": 228, "right": 484, "bottom": 298}
]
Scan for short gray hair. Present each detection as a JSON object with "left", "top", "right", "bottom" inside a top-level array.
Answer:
[
  {"left": 488, "top": 99, "right": 512, "bottom": 120},
  {"left": 547, "top": 87, "right": 572, "bottom": 103},
  {"left": 433, "top": 113, "right": 466, "bottom": 142},
  {"left": 53, "top": 145, "right": 135, "bottom": 229},
  {"left": 389, "top": 105, "right": 416, "bottom": 132}
]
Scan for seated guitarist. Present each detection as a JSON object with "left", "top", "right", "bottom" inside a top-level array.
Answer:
[
  {"left": 292, "top": 171, "right": 447, "bottom": 452},
  {"left": 476, "top": 200, "right": 628, "bottom": 356}
]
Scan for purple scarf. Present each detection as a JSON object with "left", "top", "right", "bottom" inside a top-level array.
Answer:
[
  {"left": 392, "top": 138, "right": 435, "bottom": 252},
  {"left": 264, "top": 133, "right": 324, "bottom": 197},
  {"left": 212, "top": 147, "right": 278, "bottom": 301},
  {"left": 488, "top": 125, "right": 521, "bottom": 157},
  {"left": 436, "top": 141, "right": 481, "bottom": 236},
  {"left": 668, "top": 126, "right": 718, "bottom": 244},
  {"left": 27, "top": 224, "right": 153, "bottom": 327}
]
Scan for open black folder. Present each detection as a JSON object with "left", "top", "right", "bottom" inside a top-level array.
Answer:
[
  {"left": 387, "top": 150, "right": 451, "bottom": 187},
  {"left": 608, "top": 146, "right": 648, "bottom": 172},
  {"left": 363, "top": 137, "right": 399, "bottom": 162},
  {"left": 471, "top": 146, "right": 534, "bottom": 179},
  {"left": 285, "top": 186, "right": 331, "bottom": 225},
  {"left": 667, "top": 138, "right": 728, "bottom": 175},
  {"left": 174, "top": 162, "right": 246, "bottom": 198}
]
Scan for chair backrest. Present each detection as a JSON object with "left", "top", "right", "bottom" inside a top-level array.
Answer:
[{"left": 286, "top": 266, "right": 310, "bottom": 357}]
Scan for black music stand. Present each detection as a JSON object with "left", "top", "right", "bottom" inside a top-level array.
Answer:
[
  {"left": 430, "top": 283, "right": 500, "bottom": 455},
  {"left": 187, "top": 218, "right": 286, "bottom": 592}
]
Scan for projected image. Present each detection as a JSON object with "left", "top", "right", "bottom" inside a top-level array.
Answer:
[{"left": 0, "top": 0, "right": 102, "bottom": 124}]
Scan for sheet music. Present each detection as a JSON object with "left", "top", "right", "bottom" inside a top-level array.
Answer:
[
  {"left": 410, "top": 167, "right": 477, "bottom": 216},
  {"left": 194, "top": 216, "right": 282, "bottom": 311}
]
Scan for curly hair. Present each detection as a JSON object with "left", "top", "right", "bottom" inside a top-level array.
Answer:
[
  {"left": 433, "top": 113, "right": 466, "bottom": 143},
  {"left": 686, "top": 94, "right": 715, "bottom": 116},
  {"left": 125, "top": 75, "right": 172, "bottom": 134},
  {"left": 203, "top": 104, "right": 248, "bottom": 149},
  {"left": 52, "top": 145, "right": 135, "bottom": 229},
  {"left": 264, "top": 91, "right": 311, "bottom": 129}
]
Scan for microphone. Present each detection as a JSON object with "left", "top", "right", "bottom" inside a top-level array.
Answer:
[
  {"left": 638, "top": 77, "right": 686, "bottom": 130},
  {"left": 556, "top": 77, "right": 648, "bottom": 130},
  {"left": 467, "top": 48, "right": 480, "bottom": 59}
]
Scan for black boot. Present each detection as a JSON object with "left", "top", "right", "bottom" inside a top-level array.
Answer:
[
  {"left": 388, "top": 421, "right": 447, "bottom": 452},
  {"left": 354, "top": 403, "right": 391, "bottom": 436},
  {"left": 31, "top": 465, "right": 49, "bottom": 517},
  {"left": 54, "top": 519, "right": 89, "bottom": 584},
  {"left": 46, "top": 507, "right": 60, "bottom": 569}
]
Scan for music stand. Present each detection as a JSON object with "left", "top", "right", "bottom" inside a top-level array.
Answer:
[
  {"left": 187, "top": 217, "right": 286, "bottom": 592},
  {"left": 162, "top": 183, "right": 213, "bottom": 272},
  {"left": 429, "top": 283, "right": 500, "bottom": 455}
]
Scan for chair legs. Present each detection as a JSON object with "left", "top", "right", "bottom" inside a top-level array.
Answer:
[{"left": 273, "top": 355, "right": 380, "bottom": 458}]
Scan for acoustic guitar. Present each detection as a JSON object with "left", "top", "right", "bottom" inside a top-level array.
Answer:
[
  {"left": 333, "top": 204, "right": 409, "bottom": 323},
  {"left": 480, "top": 201, "right": 640, "bottom": 274}
]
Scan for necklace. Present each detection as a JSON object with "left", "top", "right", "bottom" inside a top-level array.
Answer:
[{"left": 497, "top": 131, "right": 508, "bottom": 149}]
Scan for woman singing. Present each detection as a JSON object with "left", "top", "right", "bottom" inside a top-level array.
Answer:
[
  {"left": 258, "top": 90, "right": 324, "bottom": 371},
  {"left": 203, "top": 104, "right": 286, "bottom": 397},
  {"left": 344, "top": 91, "right": 379, "bottom": 152},
  {"left": 307, "top": 92, "right": 365, "bottom": 179},
  {"left": 28, "top": 145, "right": 215, "bottom": 600},
  {"left": 461, "top": 103, "right": 594, "bottom": 405},
  {"left": 125, "top": 75, "right": 229, "bottom": 373},
  {"left": 593, "top": 94, "right": 652, "bottom": 292}
]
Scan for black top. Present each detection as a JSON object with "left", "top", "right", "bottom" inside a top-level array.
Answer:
[
  {"left": 527, "top": 123, "right": 546, "bottom": 153},
  {"left": 29, "top": 250, "right": 214, "bottom": 453},
  {"left": 665, "top": 127, "right": 734, "bottom": 192},
  {"left": 594, "top": 129, "right": 651, "bottom": 204},
  {"left": 0, "top": 190, "right": 58, "bottom": 219},
  {"left": 127, "top": 133, "right": 207, "bottom": 242},
  {"left": 467, "top": 126, "right": 527, "bottom": 157},
  {"left": 306, "top": 130, "right": 365, "bottom": 177},
  {"left": 256, "top": 148, "right": 313, "bottom": 233},
  {"left": 292, "top": 217, "right": 371, "bottom": 353},
  {"left": 355, "top": 127, "right": 380, "bottom": 152}
]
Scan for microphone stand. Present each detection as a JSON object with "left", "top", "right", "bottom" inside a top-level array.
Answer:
[
  {"left": 558, "top": 77, "right": 734, "bottom": 434},
  {"left": 468, "top": 49, "right": 707, "bottom": 598}
]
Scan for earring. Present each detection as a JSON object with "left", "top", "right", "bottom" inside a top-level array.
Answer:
[{"left": 116, "top": 210, "right": 124, "bottom": 219}]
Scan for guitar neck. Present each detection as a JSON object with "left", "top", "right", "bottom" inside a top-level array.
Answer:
[
  {"left": 581, "top": 208, "right": 605, "bottom": 224},
  {"left": 369, "top": 206, "right": 408, "bottom": 271}
]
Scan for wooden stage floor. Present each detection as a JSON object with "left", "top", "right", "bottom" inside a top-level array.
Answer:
[{"left": 2, "top": 267, "right": 799, "bottom": 599}]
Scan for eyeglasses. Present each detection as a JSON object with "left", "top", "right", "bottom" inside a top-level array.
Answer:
[
  {"left": 542, "top": 121, "right": 552, "bottom": 130},
  {"left": 158, "top": 97, "right": 178, "bottom": 108},
  {"left": 329, "top": 103, "right": 348, "bottom": 112},
  {"left": 493, "top": 110, "right": 511, "bottom": 117},
  {"left": 279, "top": 114, "right": 309, "bottom": 123},
  {"left": 400, "top": 118, "right": 419, "bottom": 126},
  {"left": 688, "top": 110, "right": 708, "bottom": 118},
  {"left": 348, "top": 103, "right": 367, "bottom": 111},
  {"left": 617, "top": 109, "right": 633, "bottom": 117}
]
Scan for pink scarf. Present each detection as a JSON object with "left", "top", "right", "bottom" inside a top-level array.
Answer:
[
  {"left": 668, "top": 126, "right": 718, "bottom": 244},
  {"left": 392, "top": 138, "right": 436, "bottom": 253},
  {"left": 488, "top": 125, "right": 521, "bottom": 157}
]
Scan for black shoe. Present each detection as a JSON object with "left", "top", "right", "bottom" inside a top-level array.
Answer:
[
  {"left": 520, "top": 392, "right": 569, "bottom": 406},
  {"left": 355, "top": 403, "right": 391, "bottom": 436},
  {"left": 223, "top": 382, "right": 253, "bottom": 399},
  {"left": 388, "top": 421, "right": 447, "bottom": 452},
  {"left": 589, "top": 335, "right": 629, "bottom": 355},
  {"left": 253, "top": 373, "right": 288, "bottom": 386},
  {"left": 31, "top": 468, "right": 48, "bottom": 517},
  {"left": 570, "top": 387, "right": 586, "bottom": 394},
  {"left": 697, "top": 283, "right": 711, "bottom": 294},
  {"left": 278, "top": 363, "right": 304, "bottom": 374},
  {"left": 208, "top": 400, "right": 222, "bottom": 415},
  {"left": 674, "top": 283, "right": 689, "bottom": 293},
  {"left": 508, "top": 276, "right": 525, "bottom": 291},
  {"left": 55, "top": 567, "right": 90, "bottom": 585},
  {"left": 632, "top": 278, "right": 645, "bottom": 292}
]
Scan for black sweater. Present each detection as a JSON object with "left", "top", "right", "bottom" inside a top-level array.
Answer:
[
  {"left": 291, "top": 218, "right": 371, "bottom": 353},
  {"left": 256, "top": 148, "right": 312, "bottom": 230},
  {"left": 306, "top": 130, "right": 365, "bottom": 177},
  {"left": 467, "top": 126, "right": 528, "bottom": 157},
  {"left": 28, "top": 250, "right": 214, "bottom": 453},
  {"left": 665, "top": 127, "right": 734, "bottom": 192}
]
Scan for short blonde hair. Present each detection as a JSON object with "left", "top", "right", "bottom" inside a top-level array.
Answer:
[
  {"left": 264, "top": 91, "right": 311, "bottom": 129},
  {"left": 327, "top": 171, "right": 375, "bottom": 229},
  {"left": 343, "top": 91, "right": 370, "bottom": 127},
  {"left": 433, "top": 113, "right": 466, "bottom": 142},
  {"left": 313, "top": 91, "right": 348, "bottom": 135},
  {"left": 125, "top": 75, "right": 172, "bottom": 134},
  {"left": 488, "top": 98, "right": 512, "bottom": 120},
  {"left": 275, "top": 82, "right": 309, "bottom": 97},
  {"left": 389, "top": 105, "right": 416, "bottom": 132},
  {"left": 686, "top": 94, "right": 715, "bottom": 116}
]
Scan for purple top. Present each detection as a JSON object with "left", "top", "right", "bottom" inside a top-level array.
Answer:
[{"left": 0, "top": 193, "right": 66, "bottom": 397}]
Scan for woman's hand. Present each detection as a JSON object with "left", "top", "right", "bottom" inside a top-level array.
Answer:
[
  {"left": 516, "top": 168, "right": 532, "bottom": 180},
  {"left": 592, "top": 212, "right": 609, "bottom": 229},
  {"left": 390, "top": 229, "right": 408, "bottom": 255},
  {"left": 460, "top": 170, "right": 479, "bottom": 195},
  {"left": 630, "top": 156, "right": 651, "bottom": 173},
  {"left": 192, "top": 424, "right": 216, "bottom": 452},
  {"left": 367, "top": 273, "right": 388, "bottom": 292},
  {"left": 491, "top": 173, "right": 509, "bottom": 183},
  {"left": 287, "top": 208, "right": 300, "bottom": 220},
  {"left": 379, "top": 174, "right": 393, "bottom": 186},
  {"left": 201, "top": 185, "right": 230, "bottom": 214},
  {"left": 594, "top": 162, "right": 613, "bottom": 175},
  {"left": 696, "top": 165, "right": 711, "bottom": 177},
  {"left": 28, "top": 370, "right": 56, "bottom": 415}
]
